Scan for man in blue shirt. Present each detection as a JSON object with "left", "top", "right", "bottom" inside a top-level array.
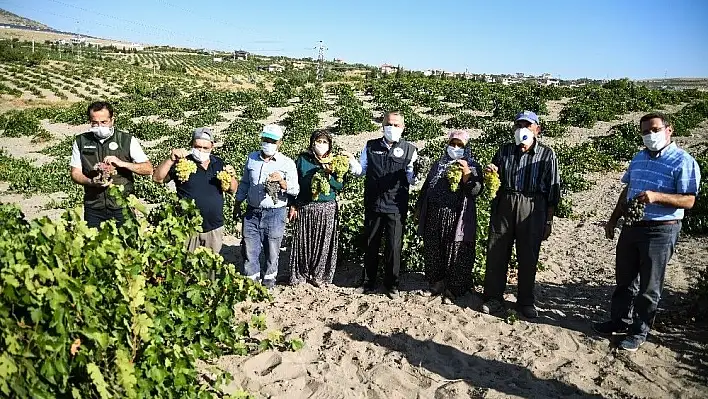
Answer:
[
  {"left": 594, "top": 112, "right": 701, "bottom": 352},
  {"left": 153, "top": 127, "right": 238, "bottom": 254},
  {"left": 235, "top": 124, "right": 300, "bottom": 288}
]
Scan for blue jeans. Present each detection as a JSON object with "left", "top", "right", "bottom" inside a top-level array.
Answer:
[
  {"left": 610, "top": 222, "right": 681, "bottom": 336},
  {"left": 242, "top": 207, "right": 287, "bottom": 283}
]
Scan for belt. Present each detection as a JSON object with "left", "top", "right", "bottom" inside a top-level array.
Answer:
[
  {"left": 247, "top": 206, "right": 285, "bottom": 213},
  {"left": 629, "top": 220, "right": 679, "bottom": 227}
]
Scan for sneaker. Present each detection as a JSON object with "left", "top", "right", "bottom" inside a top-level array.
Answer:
[
  {"left": 519, "top": 305, "right": 538, "bottom": 319},
  {"left": 262, "top": 279, "right": 276, "bottom": 289},
  {"left": 385, "top": 287, "right": 399, "bottom": 299},
  {"left": 355, "top": 283, "right": 376, "bottom": 294},
  {"left": 480, "top": 299, "right": 505, "bottom": 315},
  {"left": 619, "top": 334, "right": 646, "bottom": 352},
  {"left": 592, "top": 320, "right": 631, "bottom": 336}
]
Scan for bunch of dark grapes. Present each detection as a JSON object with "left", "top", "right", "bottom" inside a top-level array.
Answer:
[
  {"left": 625, "top": 197, "right": 645, "bottom": 225},
  {"left": 414, "top": 155, "right": 431, "bottom": 182},
  {"left": 265, "top": 181, "right": 281, "bottom": 203},
  {"left": 92, "top": 162, "right": 116, "bottom": 185}
]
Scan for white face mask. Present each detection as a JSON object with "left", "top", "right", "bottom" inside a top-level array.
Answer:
[
  {"left": 191, "top": 147, "right": 209, "bottom": 162},
  {"left": 262, "top": 142, "right": 278, "bottom": 157},
  {"left": 643, "top": 130, "right": 668, "bottom": 151},
  {"left": 447, "top": 146, "right": 464, "bottom": 160},
  {"left": 314, "top": 143, "right": 329, "bottom": 156},
  {"left": 514, "top": 127, "right": 534, "bottom": 146},
  {"left": 383, "top": 125, "right": 403, "bottom": 142},
  {"left": 90, "top": 126, "right": 113, "bottom": 140}
]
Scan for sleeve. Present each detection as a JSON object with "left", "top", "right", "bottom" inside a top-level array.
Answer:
[
  {"left": 69, "top": 140, "right": 82, "bottom": 168},
  {"left": 349, "top": 144, "right": 367, "bottom": 176},
  {"left": 675, "top": 155, "right": 701, "bottom": 195},
  {"left": 235, "top": 157, "right": 250, "bottom": 202},
  {"left": 329, "top": 174, "right": 344, "bottom": 192},
  {"left": 285, "top": 159, "right": 300, "bottom": 196},
  {"left": 406, "top": 148, "right": 418, "bottom": 185},
  {"left": 546, "top": 152, "right": 561, "bottom": 207},
  {"left": 129, "top": 137, "right": 149, "bottom": 163},
  {"left": 463, "top": 159, "right": 483, "bottom": 197}
]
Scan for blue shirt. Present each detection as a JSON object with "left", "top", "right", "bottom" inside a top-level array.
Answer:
[
  {"left": 622, "top": 143, "right": 701, "bottom": 221},
  {"left": 169, "top": 154, "right": 225, "bottom": 232},
  {"left": 235, "top": 151, "right": 300, "bottom": 208}
]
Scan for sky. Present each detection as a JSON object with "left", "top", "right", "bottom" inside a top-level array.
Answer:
[{"left": 2, "top": 0, "right": 707, "bottom": 79}]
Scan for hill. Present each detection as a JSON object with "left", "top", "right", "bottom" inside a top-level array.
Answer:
[{"left": 0, "top": 8, "right": 52, "bottom": 30}]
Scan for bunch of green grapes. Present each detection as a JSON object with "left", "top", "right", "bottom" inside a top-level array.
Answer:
[
  {"left": 311, "top": 169, "right": 330, "bottom": 199},
  {"left": 175, "top": 158, "right": 197, "bottom": 183},
  {"left": 483, "top": 170, "right": 501, "bottom": 198},
  {"left": 625, "top": 196, "right": 645, "bottom": 225},
  {"left": 217, "top": 170, "right": 231, "bottom": 192},
  {"left": 92, "top": 162, "right": 116, "bottom": 185},
  {"left": 330, "top": 155, "right": 349, "bottom": 181},
  {"left": 446, "top": 162, "right": 463, "bottom": 192}
]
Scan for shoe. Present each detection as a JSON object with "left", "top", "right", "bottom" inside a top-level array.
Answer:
[
  {"left": 619, "top": 334, "right": 646, "bottom": 352},
  {"left": 480, "top": 299, "right": 505, "bottom": 315},
  {"left": 262, "top": 279, "right": 276, "bottom": 289},
  {"left": 385, "top": 287, "right": 399, "bottom": 299},
  {"left": 592, "top": 320, "right": 631, "bottom": 336},
  {"left": 429, "top": 280, "right": 445, "bottom": 296},
  {"left": 519, "top": 305, "right": 538, "bottom": 319},
  {"left": 355, "top": 284, "right": 376, "bottom": 294}
]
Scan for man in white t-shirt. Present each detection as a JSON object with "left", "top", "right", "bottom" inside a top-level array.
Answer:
[{"left": 69, "top": 101, "right": 153, "bottom": 228}]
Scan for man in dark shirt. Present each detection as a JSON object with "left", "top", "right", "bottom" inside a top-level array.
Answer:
[
  {"left": 153, "top": 127, "right": 238, "bottom": 254},
  {"left": 480, "top": 111, "right": 560, "bottom": 318}
]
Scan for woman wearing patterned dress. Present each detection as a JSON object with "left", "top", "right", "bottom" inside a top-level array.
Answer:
[
  {"left": 416, "top": 130, "right": 483, "bottom": 298},
  {"left": 287, "top": 130, "right": 351, "bottom": 286}
]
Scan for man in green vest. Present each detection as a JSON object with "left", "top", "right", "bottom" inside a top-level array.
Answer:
[{"left": 69, "top": 101, "right": 153, "bottom": 228}]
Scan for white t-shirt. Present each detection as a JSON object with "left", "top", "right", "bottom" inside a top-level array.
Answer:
[{"left": 69, "top": 135, "right": 149, "bottom": 169}]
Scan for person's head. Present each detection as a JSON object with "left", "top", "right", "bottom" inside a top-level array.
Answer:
[
  {"left": 87, "top": 101, "right": 115, "bottom": 139},
  {"left": 639, "top": 112, "right": 672, "bottom": 152},
  {"left": 513, "top": 110, "right": 540, "bottom": 149},
  {"left": 261, "top": 124, "right": 284, "bottom": 157},
  {"left": 383, "top": 111, "right": 405, "bottom": 143},
  {"left": 310, "top": 130, "right": 333, "bottom": 158},
  {"left": 446, "top": 130, "right": 468, "bottom": 160},
  {"left": 191, "top": 127, "right": 214, "bottom": 162}
]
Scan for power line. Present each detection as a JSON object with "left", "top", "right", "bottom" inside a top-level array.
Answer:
[{"left": 314, "top": 40, "right": 327, "bottom": 81}]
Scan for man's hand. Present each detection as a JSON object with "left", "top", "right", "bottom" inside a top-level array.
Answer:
[
  {"left": 542, "top": 223, "right": 552, "bottom": 241},
  {"left": 341, "top": 151, "right": 354, "bottom": 159},
  {"left": 91, "top": 178, "right": 112, "bottom": 188},
  {"left": 224, "top": 164, "right": 236, "bottom": 176},
  {"left": 104, "top": 155, "right": 127, "bottom": 169},
  {"left": 636, "top": 190, "right": 660, "bottom": 205},
  {"left": 233, "top": 202, "right": 243, "bottom": 221},
  {"left": 322, "top": 163, "right": 333, "bottom": 173},
  {"left": 268, "top": 172, "right": 287, "bottom": 190},
  {"left": 288, "top": 206, "right": 298, "bottom": 222},
  {"left": 170, "top": 148, "right": 189, "bottom": 162},
  {"left": 485, "top": 163, "right": 498, "bottom": 173},
  {"left": 605, "top": 219, "right": 617, "bottom": 240}
]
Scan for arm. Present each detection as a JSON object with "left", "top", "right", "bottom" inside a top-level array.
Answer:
[
  {"left": 235, "top": 158, "right": 250, "bottom": 203},
  {"left": 69, "top": 141, "right": 96, "bottom": 186},
  {"left": 153, "top": 158, "right": 175, "bottom": 183},
  {"left": 462, "top": 160, "right": 483, "bottom": 197},
  {"left": 637, "top": 156, "right": 701, "bottom": 210},
  {"left": 107, "top": 137, "right": 153, "bottom": 176},
  {"left": 605, "top": 186, "right": 628, "bottom": 239},
  {"left": 637, "top": 192, "right": 696, "bottom": 209},
  {"left": 284, "top": 159, "right": 300, "bottom": 196},
  {"left": 406, "top": 148, "right": 418, "bottom": 185},
  {"left": 348, "top": 144, "right": 367, "bottom": 176}
]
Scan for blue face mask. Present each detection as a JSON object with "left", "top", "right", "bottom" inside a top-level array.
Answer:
[{"left": 447, "top": 146, "right": 464, "bottom": 160}]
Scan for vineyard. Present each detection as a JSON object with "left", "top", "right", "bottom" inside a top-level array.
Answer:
[{"left": 1, "top": 38, "right": 708, "bottom": 397}]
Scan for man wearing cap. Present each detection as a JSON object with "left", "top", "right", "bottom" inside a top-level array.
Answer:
[
  {"left": 153, "top": 127, "right": 238, "bottom": 254},
  {"left": 70, "top": 101, "right": 153, "bottom": 228},
  {"left": 593, "top": 112, "right": 700, "bottom": 352},
  {"left": 234, "top": 124, "right": 299, "bottom": 288},
  {"left": 480, "top": 110, "right": 560, "bottom": 318},
  {"left": 349, "top": 111, "right": 418, "bottom": 299}
]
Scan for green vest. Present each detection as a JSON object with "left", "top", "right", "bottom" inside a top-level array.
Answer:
[{"left": 76, "top": 129, "right": 135, "bottom": 210}]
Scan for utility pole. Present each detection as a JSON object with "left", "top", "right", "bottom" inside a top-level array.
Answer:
[{"left": 315, "top": 40, "right": 327, "bottom": 81}]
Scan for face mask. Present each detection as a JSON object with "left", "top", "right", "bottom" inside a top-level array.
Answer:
[
  {"left": 191, "top": 148, "right": 209, "bottom": 162},
  {"left": 643, "top": 130, "right": 668, "bottom": 151},
  {"left": 514, "top": 128, "right": 534, "bottom": 146},
  {"left": 383, "top": 125, "right": 403, "bottom": 142},
  {"left": 90, "top": 126, "right": 113, "bottom": 140},
  {"left": 262, "top": 142, "right": 278, "bottom": 156},
  {"left": 314, "top": 143, "right": 329, "bottom": 156},
  {"left": 447, "top": 146, "right": 464, "bottom": 160}
]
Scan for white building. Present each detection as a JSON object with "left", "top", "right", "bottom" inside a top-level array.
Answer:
[{"left": 380, "top": 64, "right": 398, "bottom": 74}]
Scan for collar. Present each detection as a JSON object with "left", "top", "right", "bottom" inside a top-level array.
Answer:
[
  {"left": 516, "top": 138, "right": 537, "bottom": 155},
  {"left": 260, "top": 151, "right": 280, "bottom": 161},
  {"left": 381, "top": 137, "right": 397, "bottom": 149},
  {"left": 646, "top": 142, "right": 676, "bottom": 158}
]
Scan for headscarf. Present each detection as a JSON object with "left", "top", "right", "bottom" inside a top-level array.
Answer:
[
  {"left": 305, "top": 130, "right": 334, "bottom": 164},
  {"left": 427, "top": 131, "right": 474, "bottom": 189}
]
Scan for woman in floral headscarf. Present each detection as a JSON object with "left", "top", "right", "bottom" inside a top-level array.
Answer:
[{"left": 416, "top": 130, "right": 483, "bottom": 298}]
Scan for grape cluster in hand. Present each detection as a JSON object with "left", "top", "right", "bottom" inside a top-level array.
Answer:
[
  {"left": 175, "top": 158, "right": 197, "bottom": 183},
  {"left": 446, "top": 163, "right": 463, "bottom": 192},
  {"left": 92, "top": 162, "right": 116, "bottom": 185},
  {"left": 625, "top": 197, "right": 646, "bottom": 225},
  {"left": 311, "top": 169, "right": 330, "bottom": 199}
]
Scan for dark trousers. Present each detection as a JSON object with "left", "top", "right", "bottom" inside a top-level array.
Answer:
[
  {"left": 610, "top": 222, "right": 681, "bottom": 336},
  {"left": 84, "top": 206, "right": 125, "bottom": 229},
  {"left": 363, "top": 211, "right": 403, "bottom": 289},
  {"left": 483, "top": 193, "right": 546, "bottom": 306}
]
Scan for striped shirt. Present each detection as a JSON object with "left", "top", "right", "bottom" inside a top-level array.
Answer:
[
  {"left": 492, "top": 140, "right": 561, "bottom": 207},
  {"left": 622, "top": 142, "right": 701, "bottom": 221}
]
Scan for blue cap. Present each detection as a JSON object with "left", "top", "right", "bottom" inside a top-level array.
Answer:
[{"left": 515, "top": 110, "right": 539, "bottom": 125}]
